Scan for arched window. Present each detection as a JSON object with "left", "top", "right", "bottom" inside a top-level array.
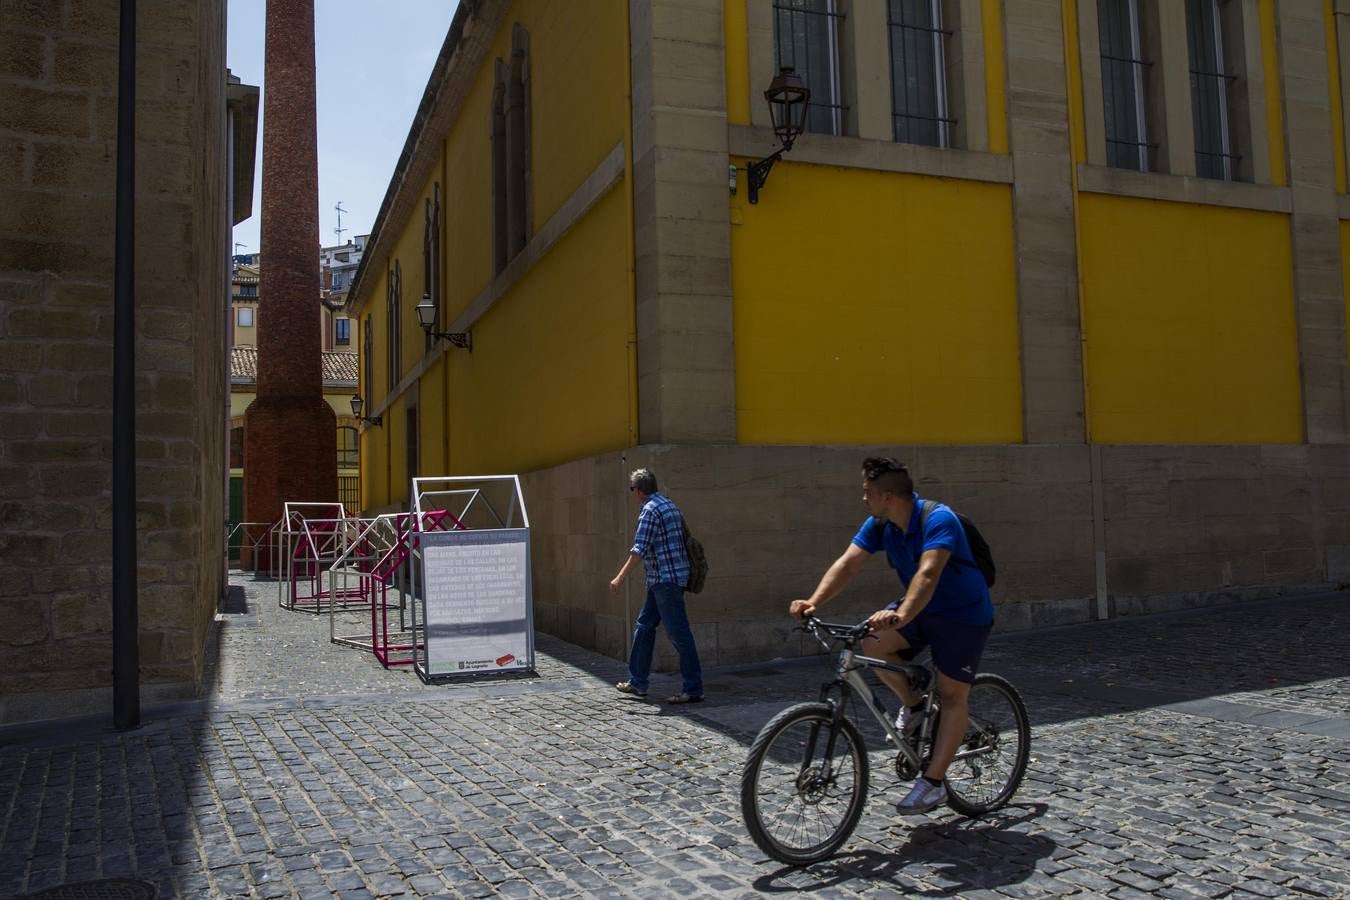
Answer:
[{"left": 337, "top": 426, "right": 359, "bottom": 468}]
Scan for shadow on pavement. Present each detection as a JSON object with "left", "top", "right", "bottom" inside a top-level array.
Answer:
[
  {"left": 684, "top": 591, "right": 1350, "bottom": 747},
  {"left": 753, "top": 803, "right": 1053, "bottom": 896}
]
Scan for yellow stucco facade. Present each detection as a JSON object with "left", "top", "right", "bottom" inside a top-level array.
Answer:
[
  {"left": 355, "top": 0, "right": 631, "bottom": 510},
  {"left": 352, "top": 0, "right": 1345, "bottom": 512},
  {"left": 341, "top": 0, "right": 1350, "bottom": 663},
  {"left": 1079, "top": 196, "right": 1301, "bottom": 443},
  {"left": 731, "top": 166, "right": 1021, "bottom": 444}
]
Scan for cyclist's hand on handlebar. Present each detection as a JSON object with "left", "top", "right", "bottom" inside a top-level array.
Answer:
[
  {"left": 789, "top": 599, "right": 816, "bottom": 621},
  {"left": 865, "top": 607, "right": 902, "bottom": 631}
]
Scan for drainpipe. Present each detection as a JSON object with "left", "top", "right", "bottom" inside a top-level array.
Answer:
[{"left": 112, "top": 0, "right": 140, "bottom": 731}]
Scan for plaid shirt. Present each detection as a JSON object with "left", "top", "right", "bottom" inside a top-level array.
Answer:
[{"left": 630, "top": 492, "right": 690, "bottom": 589}]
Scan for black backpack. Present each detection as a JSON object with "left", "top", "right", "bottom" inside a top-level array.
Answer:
[
  {"left": 682, "top": 523, "right": 709, "bottom": 594},
  {"left": 877, "top": 500, "right": 996, "bottom": 587}
]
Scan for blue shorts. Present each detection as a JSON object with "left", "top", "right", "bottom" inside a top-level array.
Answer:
[{"left": 888, "top": 608, "right": 992, "bottom": 684}]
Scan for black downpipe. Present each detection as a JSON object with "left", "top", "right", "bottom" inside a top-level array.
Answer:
[{"left": 112, "top": 0, "right": 139, "bottom": 731}]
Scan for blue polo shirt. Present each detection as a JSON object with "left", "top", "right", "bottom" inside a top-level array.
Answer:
[{"left": 851, "top": 494, "right": 994, "bottom": 626}]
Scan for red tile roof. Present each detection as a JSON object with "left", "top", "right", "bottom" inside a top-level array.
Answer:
[{"left": 230, "top": 346, "right": 357, "bottom": 388}]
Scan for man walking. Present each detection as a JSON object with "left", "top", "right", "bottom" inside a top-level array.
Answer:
[
  {"left": 610, "top": 468, "right": 704, "bottom": 704},
  {"left": 790, "top": 457, "right": 994, "bottom": 814}
]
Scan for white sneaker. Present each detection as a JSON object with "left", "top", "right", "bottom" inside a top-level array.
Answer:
[
  {"left": 897, "top": 778, "right": 947, "bottom": 815},
  {"left": 895, "top": 703, "right": 924, "bottom": 736}
]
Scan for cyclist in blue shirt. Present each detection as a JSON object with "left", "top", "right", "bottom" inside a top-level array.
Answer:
[{"left": 790, "top": 457, "right": 995, "bottom": 815}]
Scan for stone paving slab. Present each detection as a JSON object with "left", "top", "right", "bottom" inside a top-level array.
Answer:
[{"left": 0, "top": 577, "right": 1348, "bottom": 898}]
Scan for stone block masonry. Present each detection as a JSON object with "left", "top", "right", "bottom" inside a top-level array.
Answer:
[
  {"left": 0, "top": 0, "right": 230, "bottom": 723},
  {"left": 523, "top": 443, "right": 1346, "bottom": 669}
]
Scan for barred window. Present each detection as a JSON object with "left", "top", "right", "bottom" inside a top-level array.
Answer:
[
  {"left": 774, "top": 0, "right": 844, "bottom": 136},
  {"left": 336, "top": 426, "right": 359, "bottom": 468},
  {"left": 422, "top": 183, "right": 442, "bottom": 352},
  {"left": 491, "top": 25, "right": 531, "bottom": 273},
  {"left": 362, "top": 314, "right": 373, "bottom": 411},
  {"left": 887, "top": 0, "right": 951, "bottom": 148},
  {"left": 1098, "top": 0, "right": 1151, "bottom": 172},
  {"left": 386, "top": 260, "right": 401, "bottom": 393},
  {"left": 1187, "top": 0, "right": 1236, "bottom": 180}
]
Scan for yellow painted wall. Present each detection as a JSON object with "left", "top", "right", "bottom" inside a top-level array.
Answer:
[
  {"left": 1079, "top": 195, "right": 1302, "bottom": 443},
  {"left": 1260, "top": 0, "right": 1287, "bottom": 187},
  {"left": 357, "top": 274, "right": 388, "bottom": 509},
  {"left": 395, "top": 176, "right": 437, "bottom": 384},
  {"left": 529, "top": 0, "right": 627, "bottom": 224},
  {"left": 1062, "top": 0, "right": 1086, "bottom": 165},
  {"left": 731, "top": 165, "right": 1022, "bottom": 444},
  {"left": 356, "top": 0, "right": 631, "bottom": 509},
  {"left": 449, "top": 188, "right": 633, "bottom": 473},
  {"left": 982, "top": 0, "right": 1008, "bottom": 155}
]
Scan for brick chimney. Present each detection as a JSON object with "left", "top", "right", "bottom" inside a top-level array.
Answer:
[{"left": 243, "top": 0, "right": 337, "bottom": 565}]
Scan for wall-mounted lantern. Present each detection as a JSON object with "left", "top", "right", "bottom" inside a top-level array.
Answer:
[
  {"left": 349, "top": 394, "right": 382, "bottom": 427},
  {"left": 416, "top": 293, "right": 471, "bottom": 351},
  {"left": 747, "top": 66, "right": 811, "bottom": 205}
]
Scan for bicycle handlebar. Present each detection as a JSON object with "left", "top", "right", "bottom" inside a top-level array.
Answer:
[{"left": 798, "top": 615, "right": 876, "bottom": 648}]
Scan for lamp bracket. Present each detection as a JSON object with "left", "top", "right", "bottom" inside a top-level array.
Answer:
[
  {"left": 427, "top": 330, "right": 472, "bottom": 352},
  {"left": 747, "top": 147, "right": 787, "bottom": 205}
]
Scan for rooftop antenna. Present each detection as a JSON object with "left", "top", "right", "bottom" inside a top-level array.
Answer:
[{"left": 334, "top": 201, "right": 348, "bottom": 244}]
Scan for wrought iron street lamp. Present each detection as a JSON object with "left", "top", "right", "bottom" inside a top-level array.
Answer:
[
  {"left": 748, "top": 66, "right": 811, "bottom": 205},
  {"left": 416, "top": 293, "right": 471, "bottom": 351},
  {"left": 349, "top": 393, "right": 381, "bottom": 427}
]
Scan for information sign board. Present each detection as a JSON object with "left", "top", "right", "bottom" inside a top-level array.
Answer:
[{"left": 416, "top": 527, "right": 533, "bottom": 679}]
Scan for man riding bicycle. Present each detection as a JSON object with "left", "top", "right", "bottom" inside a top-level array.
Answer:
[{"left": 789, "top": 457, "right": 995, "bottom": 815}]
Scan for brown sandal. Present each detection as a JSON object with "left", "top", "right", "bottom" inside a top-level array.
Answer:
[{"left": 666, "top": 693, "right": 704, "bottom": 704}]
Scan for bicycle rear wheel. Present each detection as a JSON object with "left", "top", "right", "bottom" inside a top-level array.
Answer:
[
  {"left": 740, "top": 702, "right": 870, "bottom": 865},
  {"left": 943, "top": 673, "right": 1030, "bottom": 816}
]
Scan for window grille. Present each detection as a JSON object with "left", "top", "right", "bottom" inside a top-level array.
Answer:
[
  {"left": 1187, "top": 0, "right": 1237, "bottom": 180},
  {"left": 386, "top": 261, "right": 401, "bottom": 393},
  {"left": 362, "top": 315, "right": 373, "bottom": 411},
  {"left": 337, "top": 475, "right": 360, "bottom": 511},
  {"left": 887, "top": 0, "right": 954, "bottom": 148},
  {"left": 337, "top": 427, "right": 359, "bottom": 467},
  {"left": 774, "top": 0, "right": 845, "bottom": 136},
  {"left": 1098, "top": 0, "right": 1153, "bottom": 172}
]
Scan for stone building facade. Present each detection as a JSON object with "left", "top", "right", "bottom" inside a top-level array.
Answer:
[
  {"left": 351, "top": 1, "right": 1350, "bottom": 670},
  {"left": 0, "top": 1, "right": 255, "bottom": 723}
]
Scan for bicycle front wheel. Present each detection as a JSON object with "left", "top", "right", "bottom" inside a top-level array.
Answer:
[
  {"left": 944, "top": 673, "right": 1031, "bottom": 817},
  {"left": 740, "top": 702, "right": 870, "bottom": 865}
]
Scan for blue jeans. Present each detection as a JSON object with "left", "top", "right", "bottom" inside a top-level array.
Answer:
[{"left": 627, "top": 582, "right": 703, "bottom": 697}]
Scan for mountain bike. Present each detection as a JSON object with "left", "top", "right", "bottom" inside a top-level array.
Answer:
[{"left": 740, "top": 615, "right": 1031, "bottom": 865}]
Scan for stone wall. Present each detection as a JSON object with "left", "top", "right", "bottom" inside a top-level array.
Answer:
[
  {"left": 0, "top": 0, "right": 229, "bottom": 723},
  {"left": 523, "top": 443, "right": 1346, "bottom": 670}
]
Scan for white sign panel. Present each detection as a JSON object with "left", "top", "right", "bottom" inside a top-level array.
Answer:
[{"left": 419, "top": 528, "right": 533, "bottom": 676}]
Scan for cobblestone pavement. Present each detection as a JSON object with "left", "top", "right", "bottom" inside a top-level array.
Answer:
[{"left": 1, "top": 575, "right": 1348, "bottom": 899}]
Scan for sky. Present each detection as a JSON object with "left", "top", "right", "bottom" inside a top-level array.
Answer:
[{"left": 225, "top": 1, "right": 459, "bottom": 256}]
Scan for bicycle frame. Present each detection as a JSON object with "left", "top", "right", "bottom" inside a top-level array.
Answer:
[
  {"left": 805, "top": 619, "right": 996, "bottom": 780},
  {"left": 822, "top": 646, "right": 930, "bottom": 773}
]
